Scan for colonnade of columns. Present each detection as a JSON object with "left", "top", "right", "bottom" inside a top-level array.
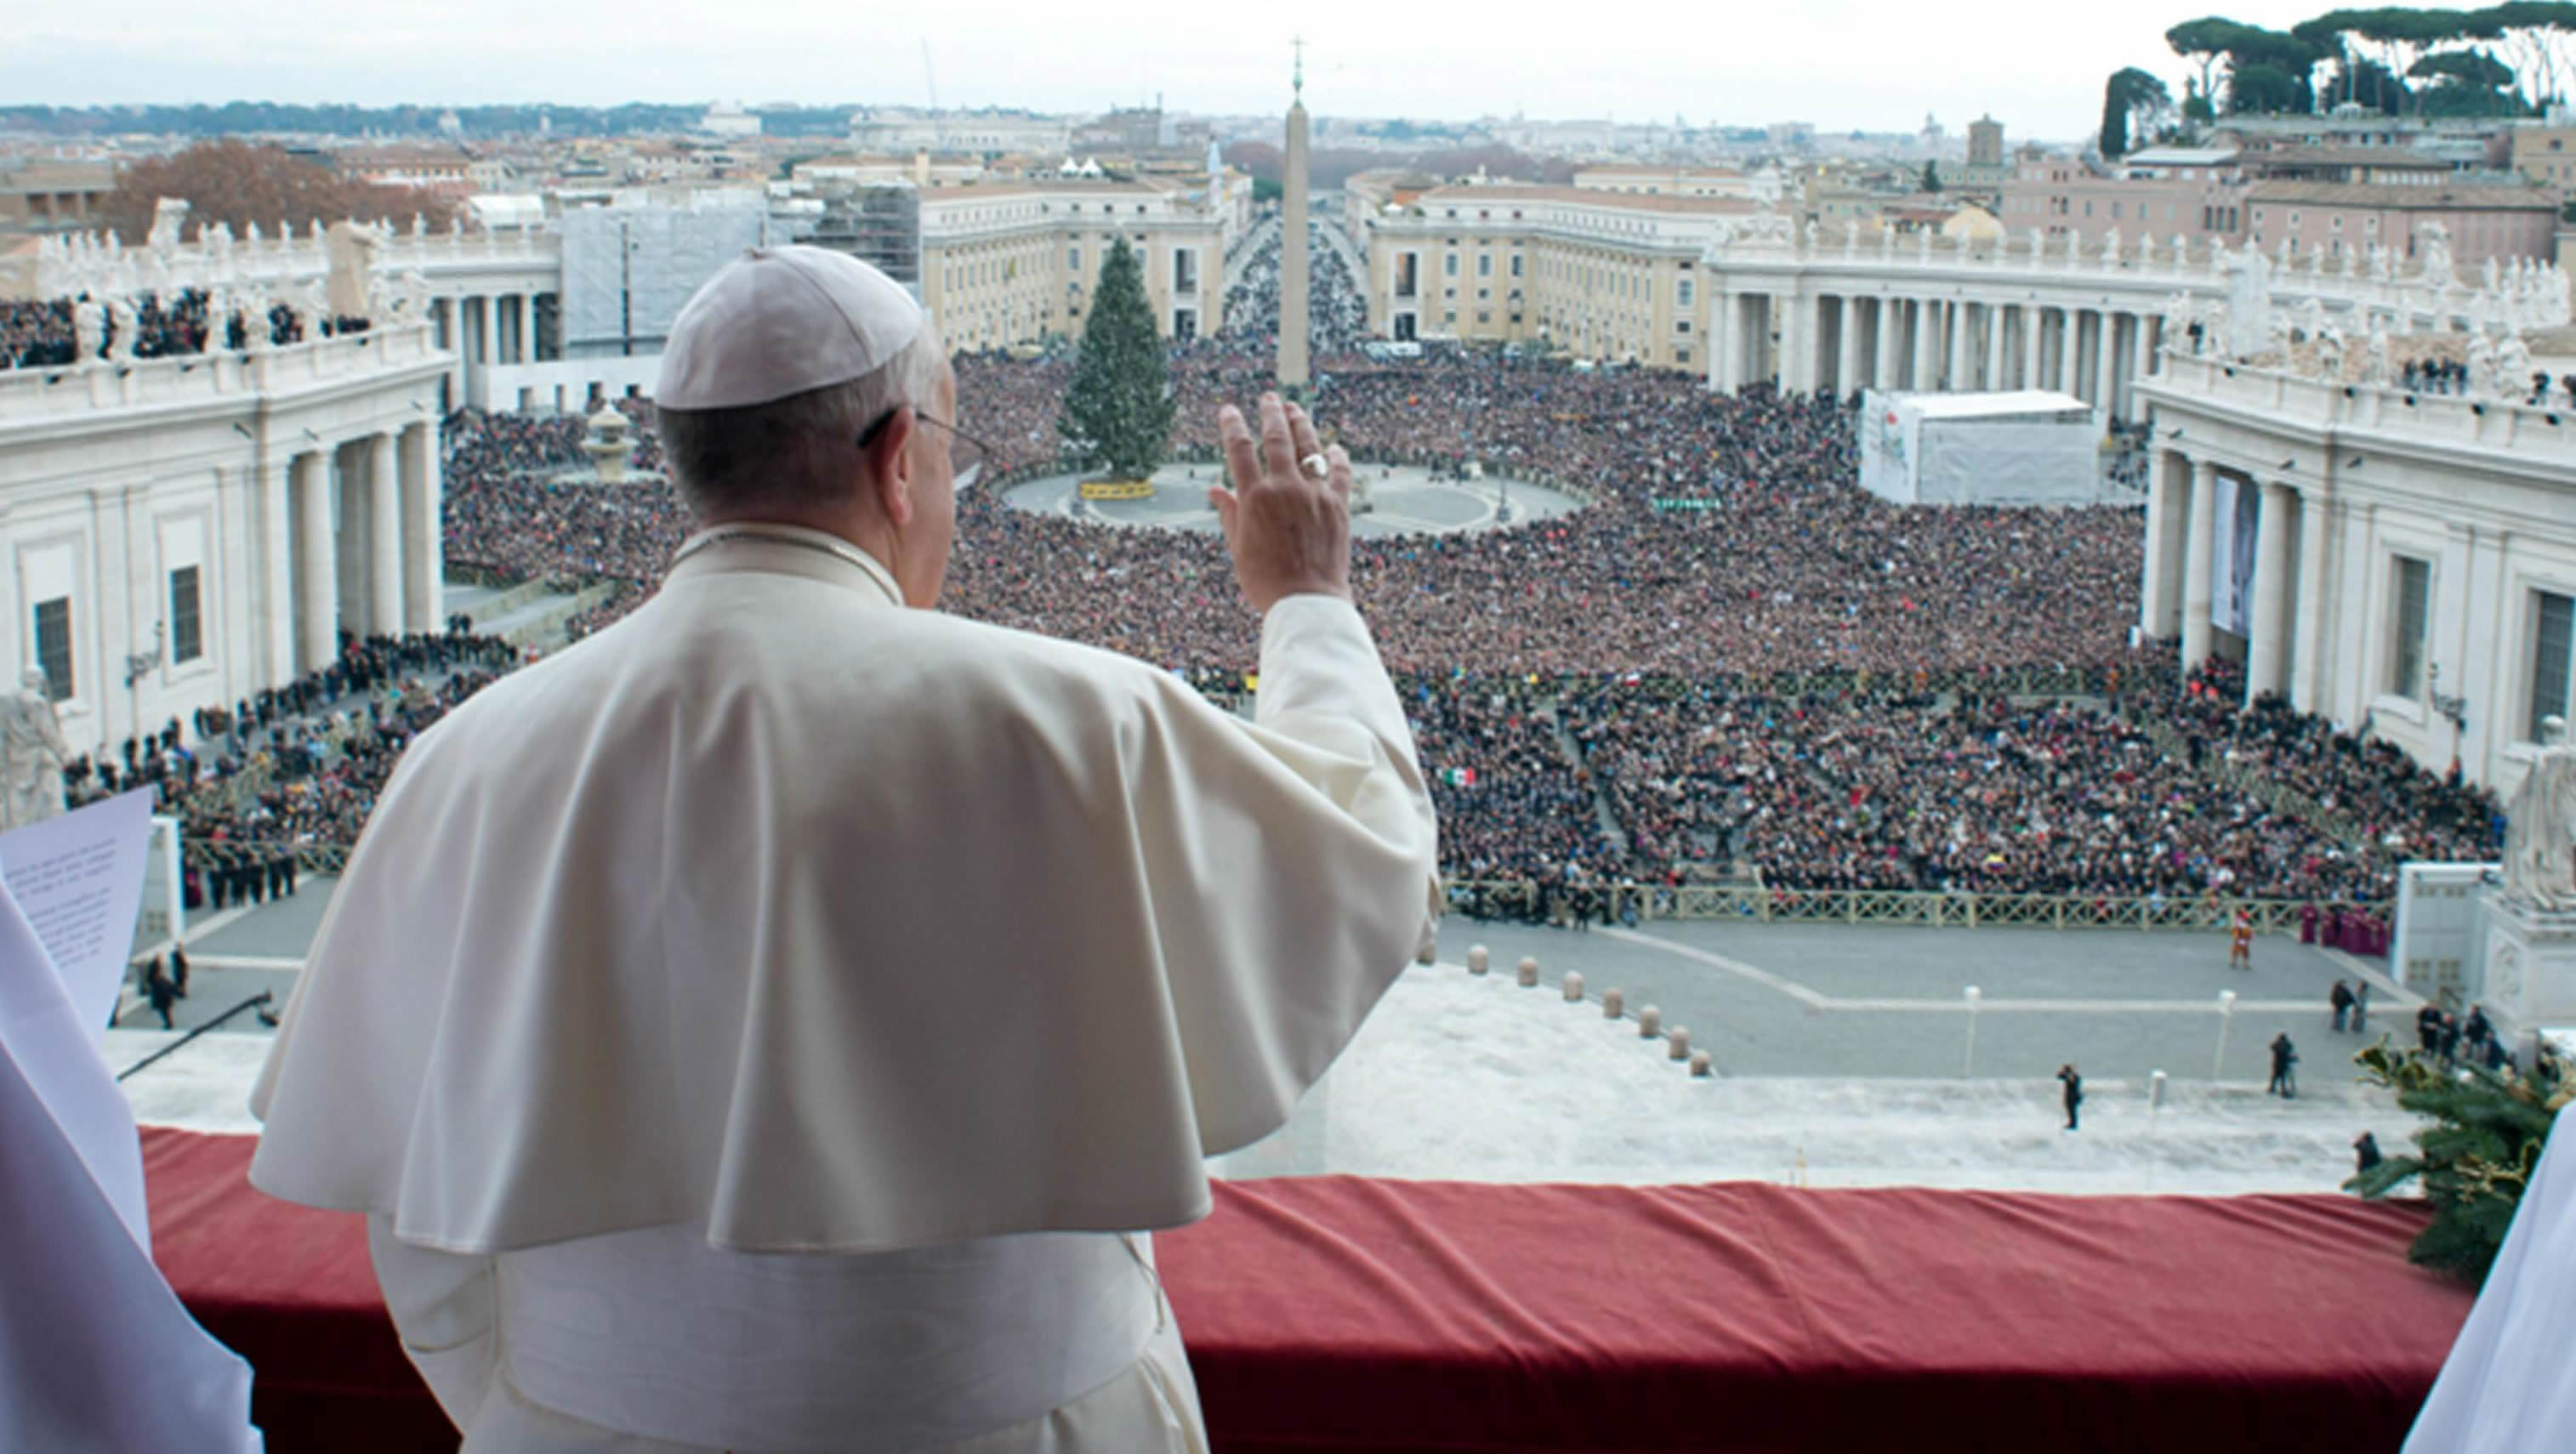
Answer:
[
  {"left": 271, "top": 421, "right": 445, "bottom": 678},
  {"left": 433, "top": 291, "right": 552, "bottom": 403},
  {"left": 2140, "top": 447, "right": 2336, "bottom": 712},
  {"left": 1714, "top": 288, "right": 2160, "bottom": 420}
]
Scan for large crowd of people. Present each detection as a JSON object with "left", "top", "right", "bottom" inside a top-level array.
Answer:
[
  {"left": 67, "top": 631, "right": 521, "bottom": 897},
  {"left": 85, "top": 319, "right": 2485, "bottom": 906},
  {"left": 1218, "top": 213, "right": 1369, "bottom": 355},
  {"left": 2, "top": 289, "right": 308, "bottom": 369}
]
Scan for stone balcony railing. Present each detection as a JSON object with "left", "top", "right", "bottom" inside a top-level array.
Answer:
[
  {"left": 23, "top": 225, "right": 560, "bottom": 303},
  {"left": 0, "top": 319, "right": 445, "bottom": 425},
  {"left": 1710, "top": 223, "right": 2571, "bottom": 335},
  {"left": 2145, "top": 348, "right": 2576, "bottom": 462}
]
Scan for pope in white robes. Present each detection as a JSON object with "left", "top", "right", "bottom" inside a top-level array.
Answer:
[{"left": 249, "top": 246, "right": 1441, "bottom": 1451}]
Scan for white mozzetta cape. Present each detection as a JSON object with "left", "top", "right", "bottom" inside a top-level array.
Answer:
[{"left": 250, "top": 529, "right": 1439, "bottom": 1255}]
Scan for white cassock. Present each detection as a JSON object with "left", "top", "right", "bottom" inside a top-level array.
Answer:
[
  {"left": 249, "top": 525, "right": 1442, "bottom": 1452},
  {"left": 2403, "top": 1116, "right": 2576, "bottom": 1452}
]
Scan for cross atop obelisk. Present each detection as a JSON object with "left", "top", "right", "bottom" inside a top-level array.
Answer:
[{"left": 1278, "top": 38, "right": 1312, "bottom": 392}]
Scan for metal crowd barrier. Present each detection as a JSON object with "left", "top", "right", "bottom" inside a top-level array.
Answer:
[{"left": 1442, "top": 879, "right": 2324, "bottom": 934}]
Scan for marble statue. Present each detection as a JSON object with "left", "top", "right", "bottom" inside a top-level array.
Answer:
[
  {"left": 2502, "top": 717, "right": 2576, "bottom": 912},
  {"left": 2197, "top": 302, "right": 2229, "bottom": 357},
  {"left": 2266, "top": 309, "right": 2294, "bottom": 359},
  {"left": 2277, "top": 236, "right": 2295, "bottom": 270},
  {"left": 2316, "top": 326, "right": 2346, "bottom": 383},
  {"left": 2482, "top": 256, "right": 2501, "bottom": 293},
  {"left": 2364, "top": 320, "right": 2395, "bottom": 387},
  {"left": 2421, "top": 223, "right": 2457, "bottom": 287},
  {"left": 2467, "top": 331, "right": 2499, "bottom": 397},
  {"left": 326, "top": 220, "right": 381, "bottom": 321},
  {"left": 1879, "top": 225, "right": 1896, "bottom": 258},
  {"left": 104, "top": 296, "right": 139, "bottom": 362},
  {"left": 1803, "top": 219, "right": 1820, "bottom": 253},
  {"left": 2160, "top": 293, "right": 2192, "bottom": 354},
  {"left": 1918, "top": 227, "right": 1933, "bottom": 262},
  {"left": 72, "top": 298, "right": 105, "bottom": 362},
  {"left": 2101, "top": 228, "right": 2121, "bottom": 270},
  {"left": 287, "top": 276, "right": 330, "bottom": 334},
  {"left": 392, "top": 269, "right": 432, "bottom": 321},
  {"left": 2171, "top": 233, "right": 2189, "bottom": 269},
  {"left": 1844, "top": 220, "right": 1860, "bottom": 257},
  {"left": 201, "top": 289, "right": 233, "bottom": 351},
  {"left": 246, "top": 221, "right": 264, "bottom": 247},
  {"left": 0, "top": 668, "right": 71, "bottom": 831},
  {"left": 242, "top": 288, "right": 276, "bottom": 354},
  {"left": 147, "top": 197, "right": 190, "bottom": 254},
  {"left": 2499, "top": 329, "right": 2534, "bottom": 396},
  {"left": 412, "top": 213, "right": 429, "bottom": 239}
]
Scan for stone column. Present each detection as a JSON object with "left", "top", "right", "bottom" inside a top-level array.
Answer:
[
  {"left": 2121, "top": 316, "right": 2147, "bottom": 420},
  {"left": 1716, "top": 292, "right": 1740, "bottom": 393},
  {"left": 1984, "top": 302, "right": 2006, "bottom": 390},
  {"left": 2022, "top": 304, "right": 2043, "bottom": 390},
  {"left": 2056, "top": 309, "right": 2078, "bottom": 395},
  {"left": 2290, "top": 490, "right": 2334, "bottom": 713},
  {"left": 1835, "top": 293, "right": 1860, "bottom": 399},
  {"left": 1911, "top": 298, "right": 1936, "bottom": 389},
  {"left": 2091, "top": 311, "right": 2112, "bottom": 412},
  {"left": 1873, "top": 298, "right": 1900, "bottom": 391},
  {"left": 438, "top": 297, "right": 466, "bottom": 404},
  {"left": 2140, "top": 451, "right": 2186, "bottom": 640},
  {"left": 2245, "top": 480, "right": 2297, "bottom": 702},
  {"left": 401, "top": 423, "right": 442, "bottom": 632},
  {"left": 524, "top": 292, "right": 543, "bottom": 361},
  {"left": 1946, "top": 300, "right": 1969, "bottom": 389},
  {"left": 293, "top": 450, "right": 335, "bottom": 675},
  {"left": 260, "top": 457, "right": 296, "bottom": 685},
  {"left": 367, "top": 433, "right": 402, "bottom": 637},
  {"left": 2181, "top": 457, "right": 2219, "bottom": 668},
  {"left": 1776, "top": 292, "right": 1801, "bottom": 391}
]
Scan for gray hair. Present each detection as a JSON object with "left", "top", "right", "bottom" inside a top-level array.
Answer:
[{"left": 657, "top": 325, "right": 946, "bottom": 519}]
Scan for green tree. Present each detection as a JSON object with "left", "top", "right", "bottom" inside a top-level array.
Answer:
[
  {"left": 2413, "top": 46, "right": 2523, "bottom": 113},
  {"left": 1059, "top": 237, "right": 1174, "bottom": 481},
  {"left": 1919, "top": 160, "right": 1942, "bottom": 193},
  {"left": 2100, "top": 66, "right": 2173, "bottom": 156},
  {"left": 2347, "top": 1038, "right": 2566, "bottom": 1286},
  {"left": 2168, "top": 16, "right": 2251, "bottom": 106}
]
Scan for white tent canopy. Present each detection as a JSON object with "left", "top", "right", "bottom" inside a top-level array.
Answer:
[{"left": 1857, "top": 390, "right": 2101, "bottom": 507}]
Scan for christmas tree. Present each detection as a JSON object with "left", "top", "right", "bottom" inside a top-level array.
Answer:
[
  {"left": 2346, "top": 1037, "right": 2568, "bottom": 1286},
  {"left": 1060, "top": 237, "right": 1174, "bottom": 483}
]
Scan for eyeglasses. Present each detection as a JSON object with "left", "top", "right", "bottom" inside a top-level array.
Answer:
[{"left": 857, "top": 407, "right": 990, "bottom": 491}]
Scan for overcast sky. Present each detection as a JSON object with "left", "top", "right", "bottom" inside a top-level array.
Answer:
[{"left": 13, "top": 1, "right": 2348, "bottom": 141}]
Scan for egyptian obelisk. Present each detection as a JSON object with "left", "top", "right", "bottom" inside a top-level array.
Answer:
[{"left": 1279, "top": 39, "right": 1311, "bottom": 393}]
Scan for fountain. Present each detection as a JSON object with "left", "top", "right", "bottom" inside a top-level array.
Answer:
[{"left": 579, "top": 404, "right": 639, "bottom": 484}]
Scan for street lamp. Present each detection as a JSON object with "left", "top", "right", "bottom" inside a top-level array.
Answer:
[
  {"left": 124, "top": 619, "right": 166, "bottom": 760},
  {"left": 2212, "top": 988, "right": 2238, "bottom": 1081},
  {"left": 123, "top": 620, "right": 166, "bottom": 690},
  {"left": 2426, "top": 662, "right": 2469, "bottom": 735}
]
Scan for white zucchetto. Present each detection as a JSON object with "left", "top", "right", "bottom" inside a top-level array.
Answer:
[{"left": 653, "top": 245, "right": 925, "bottom": 411}]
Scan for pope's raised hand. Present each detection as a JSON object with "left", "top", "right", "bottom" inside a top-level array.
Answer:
[{"left": 1210, "top": 392, "right": 1352, "bottom": 615}]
